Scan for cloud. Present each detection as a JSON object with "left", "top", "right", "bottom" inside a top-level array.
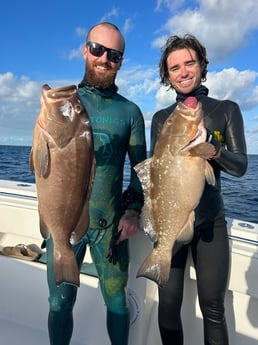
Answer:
[
  {"left": 0, "top": 73, "right": 78, "bottom": 134},
  {"left": 100, "top": 7, "right": 119, "bottom": 22},
  {"left": 153, "top": 0, "right": 258, "bottom": 62},
  {"left": 67, "top": 45, "right": 83, "bottom": 60},
  {"left": 123, "top": 18, "right": 134, "bottom": 34},
  {"left": 0, "top": 73, "right": 41, "bottom": 131},
  {"left": 204, "top": 68, "right": 258, "bottom": 110},
  {"left": 155, "top": 0, "right": 184, "bottom": 12},
  {"left": 75, "top": 26, "right": 87, "bottom": 38}
]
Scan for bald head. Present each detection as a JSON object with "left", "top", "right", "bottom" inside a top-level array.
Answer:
[{"left": 86, "top": 22, "right": 125, "bottom": 54}]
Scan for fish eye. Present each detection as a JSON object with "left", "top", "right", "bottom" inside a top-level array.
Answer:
[{"left": 74, "top": 105, "right": 82, "bottom": 113}]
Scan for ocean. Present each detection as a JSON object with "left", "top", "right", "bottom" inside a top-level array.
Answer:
[{"left": 0, "top": 145, "right": 257, "bottom": 224}]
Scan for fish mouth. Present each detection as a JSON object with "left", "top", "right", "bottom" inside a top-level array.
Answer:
[
  {"left": 44, "top": 85, "right": 77, "bottom": 99},
  {"left": 181, "top": 125, "right": 207, "bottom": 152}
]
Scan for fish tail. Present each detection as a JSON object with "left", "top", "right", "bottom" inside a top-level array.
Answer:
[
  {"left": 53, "top": 246, "right": 80, "bottom": 287},
  {"left": 136, "top": 252, "right": 171, "bottom": 288}
]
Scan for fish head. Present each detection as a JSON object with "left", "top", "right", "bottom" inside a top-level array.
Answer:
[
  {"left": 38, "top": 84, "right": 90, "bottom": 147},
  {"left": 156, "top": 97, "right": 207, "bottom": 156}
]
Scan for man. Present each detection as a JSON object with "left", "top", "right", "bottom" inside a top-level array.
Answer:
[
  {"left": 151, "top": 34, "right": 247, "bottom": 345},
  {"left": 46, "top": 22, "right": 146, "bottom": 345}
]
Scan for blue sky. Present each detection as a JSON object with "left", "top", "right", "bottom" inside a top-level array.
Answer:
[{"left": 0, "top": 0, "right": 258, "bottom": 153}]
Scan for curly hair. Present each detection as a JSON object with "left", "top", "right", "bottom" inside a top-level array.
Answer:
[{"left": 159, "top": 34, "right": 209, "bottom": 88}]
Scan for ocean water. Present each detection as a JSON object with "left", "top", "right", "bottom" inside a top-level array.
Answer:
[{"left": 0, "top": 145, "right": 257, "bottom": 223}]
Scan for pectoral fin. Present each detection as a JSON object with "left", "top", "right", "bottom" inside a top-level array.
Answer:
[
  {"left": 134, "top": 158, "right": 158, "bottom": 242},
  {"left": 205, "top": 161, "right": 215, "bottom": 186},
  {"left": 176, "top": 211, "right": 195, "bottom": 243},
  {"left": 35, "top": 140, "right": 50, "bottom": 178}
]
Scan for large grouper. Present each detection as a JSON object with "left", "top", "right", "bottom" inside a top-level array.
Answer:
[
  {"left": 134, "top": 96, "right": 215, "bottom": 287},
  {"left": 30, "top": 84, "right": 95, "bottom": 287}
]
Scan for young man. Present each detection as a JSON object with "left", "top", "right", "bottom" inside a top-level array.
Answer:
[
  {"left": 151, "top": 34, "right": 247, "bottom": 345},
  {"left": 46, "top": 22, "right": 146, "bottom": 345}
]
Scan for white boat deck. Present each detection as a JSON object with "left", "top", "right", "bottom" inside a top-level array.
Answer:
[{"left": 0, "top": 180, "right": 258, "bottom": 344}]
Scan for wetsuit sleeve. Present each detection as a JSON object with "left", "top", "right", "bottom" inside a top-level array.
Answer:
[
  {"left": 214, "top": 102, "right": 247, "bottom": 177},
  {"left": 126, "top": 108, "right": 147, "bottom": 213}
]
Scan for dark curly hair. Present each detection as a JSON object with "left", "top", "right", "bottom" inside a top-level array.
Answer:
[{"left": 159, "top": 34, "right": 209, "bottom": 88}]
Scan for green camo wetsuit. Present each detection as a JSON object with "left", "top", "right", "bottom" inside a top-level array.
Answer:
[{"left": 46, "top": 83, "right": 146, "bottom": 345}]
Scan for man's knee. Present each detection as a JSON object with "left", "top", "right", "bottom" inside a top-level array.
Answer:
[
  {"left": 48, "top": 294, "right": 76, "bottom": 313},
  {"left": 104, "top": 290, "right": 128, "bottom": 314}
]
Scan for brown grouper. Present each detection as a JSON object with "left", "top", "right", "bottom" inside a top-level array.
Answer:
[
  {"left": 134, "top": 97, "right": 215, "bottom": 287},
  {"left": 30, "top": 84, "right": 95, "bottom": 286}
]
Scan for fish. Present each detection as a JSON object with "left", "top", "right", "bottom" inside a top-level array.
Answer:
[
  {"left": 30, "top": 84, "right": 95, "bottom": 287},
  {"left": 134, "top": 96, "right": 215, "bottom": 287}
]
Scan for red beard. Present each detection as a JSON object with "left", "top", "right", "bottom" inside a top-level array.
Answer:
[{"left": 85, "top": 62, "right": 117, "bottom": 89}]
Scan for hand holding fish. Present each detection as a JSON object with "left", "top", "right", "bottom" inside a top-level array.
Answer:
[
  {"left": 189, "top": 140, "right": 221, "bottom": 160},
  {"left": 199, "top": 143, "right": 222, "bottom": 160}
]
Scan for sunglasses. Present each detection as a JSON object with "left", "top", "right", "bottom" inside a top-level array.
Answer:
[{"left": 86, "top": 42, "right": 123, "bottom": 63}]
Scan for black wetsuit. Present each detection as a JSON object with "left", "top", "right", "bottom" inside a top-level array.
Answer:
[{"left": 150, "top": 86, "right": 247, "bottom": 345}]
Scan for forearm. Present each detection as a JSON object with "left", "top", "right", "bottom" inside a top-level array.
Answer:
[{"left": 214, "top": 148, "right": 248, "bottom": 177}]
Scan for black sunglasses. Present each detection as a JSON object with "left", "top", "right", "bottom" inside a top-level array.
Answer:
[{"left": 86, "top": 42, "right": 123, "bottom": 63}]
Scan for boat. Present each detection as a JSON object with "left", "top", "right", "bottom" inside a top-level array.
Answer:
[{"left": 0, "top": 179, "right": 257, "bottom": 345}]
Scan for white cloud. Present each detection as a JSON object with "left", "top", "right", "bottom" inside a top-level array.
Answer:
[
  {"left": 75, "top": 27, "right": 87, "bottom": 38},
  {"left": 0, "top": 73, "right": 40, "bottom": 131},
  {"left": 0, "top": 74, "right": 78, "bottom": 136},
  {"left": 153, "top": 0, "right": 258, "bottom": 62},
  {"left": 100, "top": 7, "right": 119, "bottom": 22},
  {"left": 204, "top": 68, "right": 258, "bottom": 110},
  {"left": 67, "top": 45, "right": 83, "bottom": 60},
  {"left": 123, "top": 18, "right": 134, "bottom": 34}
]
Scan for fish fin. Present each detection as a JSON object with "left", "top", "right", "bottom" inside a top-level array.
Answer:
[
  {"left": 134, "top": 157, "right": 152, "bottom": 191},
  {"left": 205, "top": 161, "right": 216, "bottom": 186},
  {"left": 53, "top": 245, "right": 80, "bottom": 287},
  {"left": 176, "top": 212, "right": 195, "bottom": 243},
  {"left": 136, "top": 249, "right": 171, "bottom": 287},
  {"left": 141, "top": 198, "right": 158, "bottom": 242},
  {"left": 29, "top": 148, "right": 34, "bottom": 172},
  {"left": 135, "top": 158, "right": 158, "bottom": 241},
  {"left": 39, "top": 217, "right": 50, "bottom": 239},
  {"left": 35, "top": 140, "right": 50, "bottom": 178}
]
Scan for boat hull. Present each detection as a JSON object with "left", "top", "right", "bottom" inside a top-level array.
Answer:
[{"left": 0, "top": 180, "right": 257, "bottom": 345}]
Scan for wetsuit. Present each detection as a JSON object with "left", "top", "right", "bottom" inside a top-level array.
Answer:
[
  {"left": 150, "top": 85, "right": 247, "bottom": 345},
  {"left": 47, "top": 83, "right": 146, "bottom": 345}
]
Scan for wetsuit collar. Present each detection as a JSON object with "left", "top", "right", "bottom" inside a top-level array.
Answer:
[
  {"left": 78, "top": 79, "right": 118, "bottom": 98},
  {"left": 176, "top": 85, "right": 209, "bottom": 103}
]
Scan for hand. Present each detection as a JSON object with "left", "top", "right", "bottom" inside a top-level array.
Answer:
[
  {"left": 106, "top": 230, "right": 122, "bottom": 265},
  {"left": 106, "top": 210, "right": 140, "bottom": 265},
  {"left": 205, "top": 129, "right": 222, "bottom": 160},
  {"left": 116, "top": 210, "right": 140, "bottom": 243},
  {"left": 200, "top": 143, "right": 222, "bottom": 160}
]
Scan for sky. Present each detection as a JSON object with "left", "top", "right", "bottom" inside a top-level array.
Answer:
[{"left": 0, "top": 0, "right": 258, "bottom": 153}]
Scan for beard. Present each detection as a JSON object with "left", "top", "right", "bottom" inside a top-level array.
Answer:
[{"left": 85, "top": 62, "right": 117, "bottom": 89}]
